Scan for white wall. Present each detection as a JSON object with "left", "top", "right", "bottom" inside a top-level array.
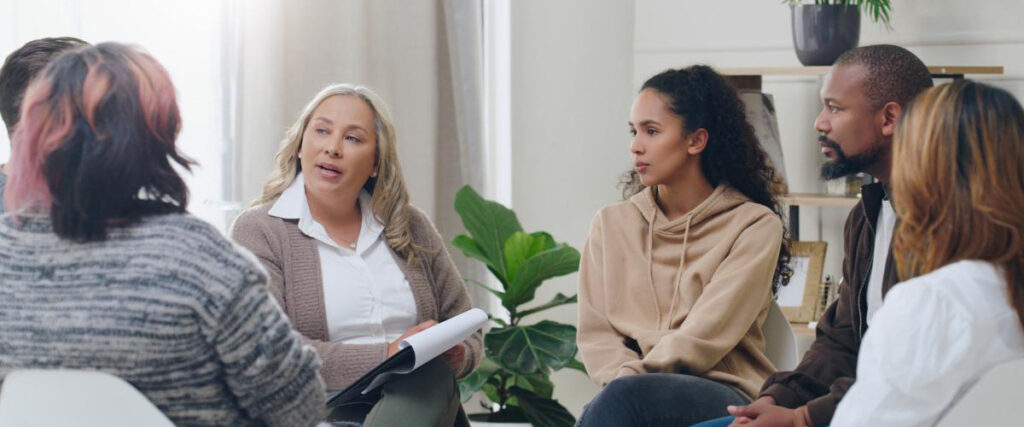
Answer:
[
  {"left": 507, "top": 0, "right": 636, "bottom": 416},
  {"left": 634, "top": 0, "right": 1024, "bottom": 285}
]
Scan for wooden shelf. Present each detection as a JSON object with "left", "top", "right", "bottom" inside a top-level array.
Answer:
[
  {"left": 719, "top": 65, "right": 1004, "bottom": 76},
  {"left": 781, "top": 193, "right": 859, "bottom": 240},
  {"left": 780, "top": 193, "right": 860, "bottom": 208},
  {"left": 721, "top": 65, "right": 1004, "bottom": 91}
]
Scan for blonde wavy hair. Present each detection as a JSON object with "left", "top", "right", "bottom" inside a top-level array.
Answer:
[
  {"left": 254, "top": 83, "right": 420, "bottom": 261},
  {"left": 892, "top": 80, "right": 1024, "bottom": 328}
]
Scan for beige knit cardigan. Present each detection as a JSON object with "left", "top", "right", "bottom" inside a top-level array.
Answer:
[{"left": 231, "top": 203, "right": 483, "bottom": 389}]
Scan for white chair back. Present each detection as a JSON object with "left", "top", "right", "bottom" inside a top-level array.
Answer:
[
  {"left": 936, "top": 358, "right": 1024, "bottom": 427},
  {"left": 0, "top": 369, "right": 174, "bottom": 427},
  {"left": 762, "top": 300, "right": 799, "bottom": 371}
]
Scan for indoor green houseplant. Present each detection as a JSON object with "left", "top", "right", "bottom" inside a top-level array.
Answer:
[{"left": 451, "top": 185, "right": 586, "bottom": 427}]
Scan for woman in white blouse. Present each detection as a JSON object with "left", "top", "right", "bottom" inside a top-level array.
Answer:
[
  {"left": 831, "top": 80, "right": 1024, "bottom": 426},
  {"left": 232, "top": 84, "right": 481, "bottom": 426}
]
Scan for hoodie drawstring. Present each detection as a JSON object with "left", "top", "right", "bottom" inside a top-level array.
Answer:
[
  {"left": 646, "top": 208, "right": 662, "bottom": 328},
  {"left": 664, "top": 215, "right": 692, "bottom": 329},
  {"left": 646, "top": 211, "right": 693, "bottom": 330}
]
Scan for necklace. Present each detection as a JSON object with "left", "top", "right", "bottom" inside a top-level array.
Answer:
[{"left": 339, "top": 238, "right": 357, "bottom": 250}]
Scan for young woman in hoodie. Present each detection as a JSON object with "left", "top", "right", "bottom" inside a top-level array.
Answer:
[{"left": 575, "top": 65, "right": 791, "bottom": 427}]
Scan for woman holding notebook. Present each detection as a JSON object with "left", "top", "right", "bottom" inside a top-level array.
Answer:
[{"left": 232, "top": 83, "right": 481, "bottom": 426}]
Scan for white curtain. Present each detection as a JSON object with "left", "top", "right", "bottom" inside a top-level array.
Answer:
[{"left": 440, "top": 0, "right": 491, "bottom": 311}]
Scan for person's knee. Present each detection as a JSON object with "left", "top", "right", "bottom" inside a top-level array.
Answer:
[
  {"left": 600, "top": 374, "right": 651, "bottom": 399},
  {"left": 586, "top": 375, "right": 652, "bottom": 411},
  {"left": 578, "top": 376, "right": 648, "bottom": 426}
]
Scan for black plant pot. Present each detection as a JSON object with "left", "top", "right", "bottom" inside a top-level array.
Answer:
[{"left": 791, "top": 4, "right": 861, "bottom": 66}]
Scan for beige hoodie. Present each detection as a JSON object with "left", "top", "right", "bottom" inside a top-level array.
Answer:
[{"left": 577, "top": 184, "right": 782, "bottom": 400}]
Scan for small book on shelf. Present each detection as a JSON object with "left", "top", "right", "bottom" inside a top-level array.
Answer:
[
  {"left": 326, "top": 308, "right": 488, "bottom": 407},
  {"left": 738, "top": 90, "right": 787, "bottom": 188}
]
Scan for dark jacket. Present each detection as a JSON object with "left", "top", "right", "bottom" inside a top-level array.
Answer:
[{"left": 760, "top": 182, "right": 899, "bottom": 426}]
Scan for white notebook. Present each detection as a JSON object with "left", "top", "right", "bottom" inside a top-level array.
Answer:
[{"left": 327, "top": 308, "right": 487, "bottom": 407}]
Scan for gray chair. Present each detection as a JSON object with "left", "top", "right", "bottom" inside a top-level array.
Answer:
[
  {"left": 936, "top": 358, "right": 1024, "bottom": 426},
  {"left": 762, "top": 300, "right": 799, "bottom": 371}
]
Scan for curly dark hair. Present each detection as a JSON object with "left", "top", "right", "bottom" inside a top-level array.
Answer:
[{"left": 621, "top": 65, "right": 792, "bottom": 293}]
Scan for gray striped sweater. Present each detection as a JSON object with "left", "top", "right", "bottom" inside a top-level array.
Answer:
[
  {"left": 0, "top": 170, "right": 6, "bottom": 213},
  {"left": 0, "top": 213, "right": 326, "bottom": 426}
]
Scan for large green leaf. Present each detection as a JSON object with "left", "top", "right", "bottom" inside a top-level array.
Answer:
[
  {"left": 503, "top": 231, "right": 547, "bottom": 284},
  {"left": 514, "top": 373, "right": 554, "bottom": 399},
  {"left": 510, "top": 386, "right": 575, "bottom": 427},
  {"left": 454, "top": 186, "right": 523, "bottom": 283},
  {"left": 481, "top": 382, "right": 501, "bottom": 407},
  {"left": 486, "top": 321, "right": 577, "bottom": 375},
  {"left": 517, "top": 293, "right": 578, "bottom": 319},
  {"left": 502, "top": 244, "right": 580, "bottom": 309},
  {"left": 453, "top": 235, "right": 510, "bottom": 287},
  {"left": 457, "top": 357, "right": 500, "bottom": 403},
  {"left": 464, "top": 278, "right": 505, "bottom": 301},
  {"left": 529, "top": 231, "right": 556, "bottom": 250},
  {"left": 452, "top": 235, "right": 493, "bottom": 270}
]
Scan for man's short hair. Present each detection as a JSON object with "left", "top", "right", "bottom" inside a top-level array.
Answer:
[
  {"left": 0, "top": 37, "right": 88, "bottom": 134},
  {"left": 834, "top": 44, "right": 934, "bottom": 109}
]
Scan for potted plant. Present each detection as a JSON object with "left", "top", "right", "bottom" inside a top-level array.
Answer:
[
  {"left": 785, "top": 0, "right": 893, "bottom": 65},
  {"left": 451, "top": 185, "right": 586, "bottom": 427}
]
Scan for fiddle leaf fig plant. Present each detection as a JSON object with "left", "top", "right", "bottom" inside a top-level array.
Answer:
[{"left": 452, "top": 185, "right": 585, "bottom": 427}]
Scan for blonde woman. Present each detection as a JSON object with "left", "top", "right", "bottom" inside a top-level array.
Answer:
[
  {"left": 231, "top": 84, "right": 481, "bottom": 426},
  {"left": 829, "top": 80, "right": 1024, "bottom": 425}
]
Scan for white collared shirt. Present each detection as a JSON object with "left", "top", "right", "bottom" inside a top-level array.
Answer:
[
  {"left": 832, "top": 260, "right": 1024, "bottom": 426},
  {"left": 269, "top": 175, "right": 418, "bottom": 344},
  {"left": 866, "top": 200, "right": 896, "bottom": 325}
]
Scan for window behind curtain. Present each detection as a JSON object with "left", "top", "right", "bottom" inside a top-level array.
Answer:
[{"left": 0, "top": 0, "right": 238, "bottom": 232}]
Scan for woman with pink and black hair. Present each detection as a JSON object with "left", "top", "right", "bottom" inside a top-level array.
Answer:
[{"left": 0, "top": 42, "right": 326, "bottom": 426}]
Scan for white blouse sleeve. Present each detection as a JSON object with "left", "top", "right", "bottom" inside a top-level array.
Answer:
[{"left": 831, "top": 282, "right": 979, "bottom": 427}]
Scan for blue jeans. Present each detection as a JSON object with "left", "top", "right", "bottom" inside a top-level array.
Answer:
[{"left": 575, "top": 374, "right": 749, "bottom": 427}]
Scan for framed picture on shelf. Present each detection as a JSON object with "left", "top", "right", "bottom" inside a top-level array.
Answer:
[{"left": 777, "top": 241, "right": 827, "bottom": 323}]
